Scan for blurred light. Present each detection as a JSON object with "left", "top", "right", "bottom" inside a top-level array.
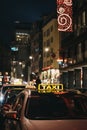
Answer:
[
  {"left": 21, "top": 74, "right": 24, "bottom": 77},
  {"left": 29, "top": 56, "right": 33, "bottom": 60},
  {"left": 0, "top": 93, "right": 4, "bottom": 103},
  {"left": 11, "top": 47, "right": 18, "bottom": 51},
  {"left": 19, "top": 62, "right": 22, "bottom": 65},
  {"left": 45, "top": 48, "right": 49, "bottom": 52}
]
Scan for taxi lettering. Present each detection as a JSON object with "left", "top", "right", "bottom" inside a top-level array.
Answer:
[{"left": 38, "top": 84, "right": 63, "bottom": 93}]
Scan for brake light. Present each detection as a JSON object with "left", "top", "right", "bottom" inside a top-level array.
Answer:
[{"left": 6, "top": 111, "right": 17, "bottom": 119}]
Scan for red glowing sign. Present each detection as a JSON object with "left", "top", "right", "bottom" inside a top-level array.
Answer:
[{"left": 57, "top": 0, "right": 73, "bottom": 32}]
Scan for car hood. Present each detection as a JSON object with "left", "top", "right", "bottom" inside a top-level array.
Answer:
[{"left": 23, "top": 119, "right": 87, "bottom": 130}]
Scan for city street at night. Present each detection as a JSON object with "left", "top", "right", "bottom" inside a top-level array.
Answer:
[{"left": 0, "top": 0, "right": 87, "bottom": 130}]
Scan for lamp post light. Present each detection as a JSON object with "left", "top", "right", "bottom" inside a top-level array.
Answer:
[
  {"left": 28, "top": 56, "right": 33, "bottom": 83},
  {"left": 45, "top": 47, "right": 52, "bottom": 83},
  {"left": 29, "top": 56, "right": 33, "bottom": 60},
  {"left": 45, "top": 48, "right": 49, "bottom": 53}
]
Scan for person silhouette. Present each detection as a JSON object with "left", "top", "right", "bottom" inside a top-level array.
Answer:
[{"left": 35, "top": 76, "right": 41, "bottom": 89}]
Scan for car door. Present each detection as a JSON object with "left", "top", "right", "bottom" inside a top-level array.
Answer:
[{"left": 4, "top": 94, "right": 25, "bottom": 130}]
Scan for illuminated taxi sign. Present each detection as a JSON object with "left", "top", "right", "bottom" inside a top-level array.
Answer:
[{"left": 38, "top": 84, "right": 63, "bottom": 93}]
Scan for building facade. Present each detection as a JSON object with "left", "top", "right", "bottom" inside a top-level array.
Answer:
[
  {"left": 10, "top": 22, "right": 32, "bottom": 83},
  {"left": 41, "top": 12, "right": 61, "bottom": 83},
  {"left": 29, "top": 21, "right": 43, "bottom": 80},
  {"left": 0, "top": 43, "right": 11, "bottom": 86},
  {"left": 59, "top": 0, "right": 87, "bottom": 89}
]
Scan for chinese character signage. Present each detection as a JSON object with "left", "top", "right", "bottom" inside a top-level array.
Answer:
[{"left": 57, "top": 0, "right": 73, "bottom": 32}]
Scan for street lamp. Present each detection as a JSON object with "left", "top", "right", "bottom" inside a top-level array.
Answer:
[
  {"left": 45, "top": 48, "right": 49, "bottom": 52},
  {"left": 28, "top": 56, "right": 33, "bottom": 83},
  {"left": 29, "top": 56, "right": 33, "bottom": 60},
  {"left": 44, "top": 47, "right": 52, "bottom": 83}
]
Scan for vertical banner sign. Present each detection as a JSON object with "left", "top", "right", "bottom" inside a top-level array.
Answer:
[{"left": 57, "top": 0, "right": 73, "bottom": 32}]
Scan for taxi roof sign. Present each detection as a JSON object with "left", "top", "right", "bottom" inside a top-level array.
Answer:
[{"left": 38, "top": 84, "right": 63, "bottom": 93}]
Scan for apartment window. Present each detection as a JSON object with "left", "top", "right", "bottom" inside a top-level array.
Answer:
[
  {"left": 47, "top": 39, "right": 50, "bottom": 46},
  {"left": 44, "top": 42, "right": 46, "bottom": 46},
  {"left": 44, "top": 52, "right": 46, "bottom": 58},
  {"left": 77, "top": 43, "right": 83, "bottom": 62},
  {"left": 47, "top": 52, "right": 49, "bottom": 57},
  {"left": 74, "top": 23, "right": 77, "bottom": 30},
  {"left": 78, "top": 0, "right": 83, "bottom": 8},
  {"left": 51, "top": 37, "right": 53, "bottom": 43},
  {"left": 43, "top": 62, "right": 47, "bottom": 68},
  {"left": 82, "top": 11, "right": 86, "bottom": 25},
  {"left": 84, "top": 40, "right": 87, "bottom": 58},
  {"left": 43, "top": 31, "right": 47, "bottom": 37},
  {"left": 50, "top": 25, "right": 53, "bottom": 32},
  {"left": 78, "top": 15, "right": 81, "bottom": 27},
  {"left": 47, "top": 29, "right": 50, "bottom": 36},
  {"left": 47, "top": 60, "right": 51, "bottom": 66}
]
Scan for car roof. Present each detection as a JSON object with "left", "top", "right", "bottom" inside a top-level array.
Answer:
[
  {"left": 4, "top": 87, "right": 24, "bottom": 94},
  {"left": 0, "top": 84, "right": 26, "bottom": 94},
  {"left": 5, "top": 87, "right": 25, "bottom": 91},
  {"left": 17, "top": 88, "right": 86, "bottom": 99},
  {"left": 2, "top": 84, "right": 26, "bottom": 87},
  {"left": 14, "top": 83, "right": 87, "bottom": 98}
]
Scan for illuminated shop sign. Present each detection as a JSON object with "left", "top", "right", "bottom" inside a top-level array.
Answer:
[{"left": 57, "top": 0, "right": 73, "bottom": 32}]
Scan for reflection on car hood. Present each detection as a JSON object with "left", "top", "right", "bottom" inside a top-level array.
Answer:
[{"left": 27, "top": 120, "right": 87, "bottom": 130}]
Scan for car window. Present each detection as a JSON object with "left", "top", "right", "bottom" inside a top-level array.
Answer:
[
  {"left": 1, "top": 85, "right": 26, "bottom": 94},
  {"left": 25, "top": 94, "right": 87, "bottom": 120},
  {"left": 70, "top": 96, "right": 87, "bottom": 115},
  {"left": 5, "top": 89, "right": 23, "bottom": 103},
  {"left": 25, "top": 95, "right": 69, "bottom": 119},
  {"left": 62, "top": 95, "right": 87, "bottom": 117}
]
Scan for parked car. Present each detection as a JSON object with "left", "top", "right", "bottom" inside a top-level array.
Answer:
[
  {"left": 4, "top": 87, "right": 87, "bottom": 130},
  {"left": 1, "top": 84, "right": 26, "bottom": 94},
  {"left": 0, "top": 88, "right": 25, "bottom": 112},
  {"left": 0, "top": 87, "right": 25, "bottom": 129},
  {"left": 0, "top": 84, "right": 26, "bottom": 105},
  {"left": 4, "top": 88, "right": 25, "bottom": 104},
  {"left": 75, "top": 88, "right": 87, "bottom": 96}
]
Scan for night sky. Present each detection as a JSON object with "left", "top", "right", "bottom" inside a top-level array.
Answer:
[{"left": 0, "top": 0, "right": 57, "bottom": 45}]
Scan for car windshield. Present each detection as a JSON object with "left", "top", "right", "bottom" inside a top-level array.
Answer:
[
  {"left": 2, "top": 85, "right": 25, "bottom": 94},
  {"left": 4, "top": 89, "right": 24, "bottom": 104},
  {"left": 25, "top": 94, "right": 87, "bottom": 120}
]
